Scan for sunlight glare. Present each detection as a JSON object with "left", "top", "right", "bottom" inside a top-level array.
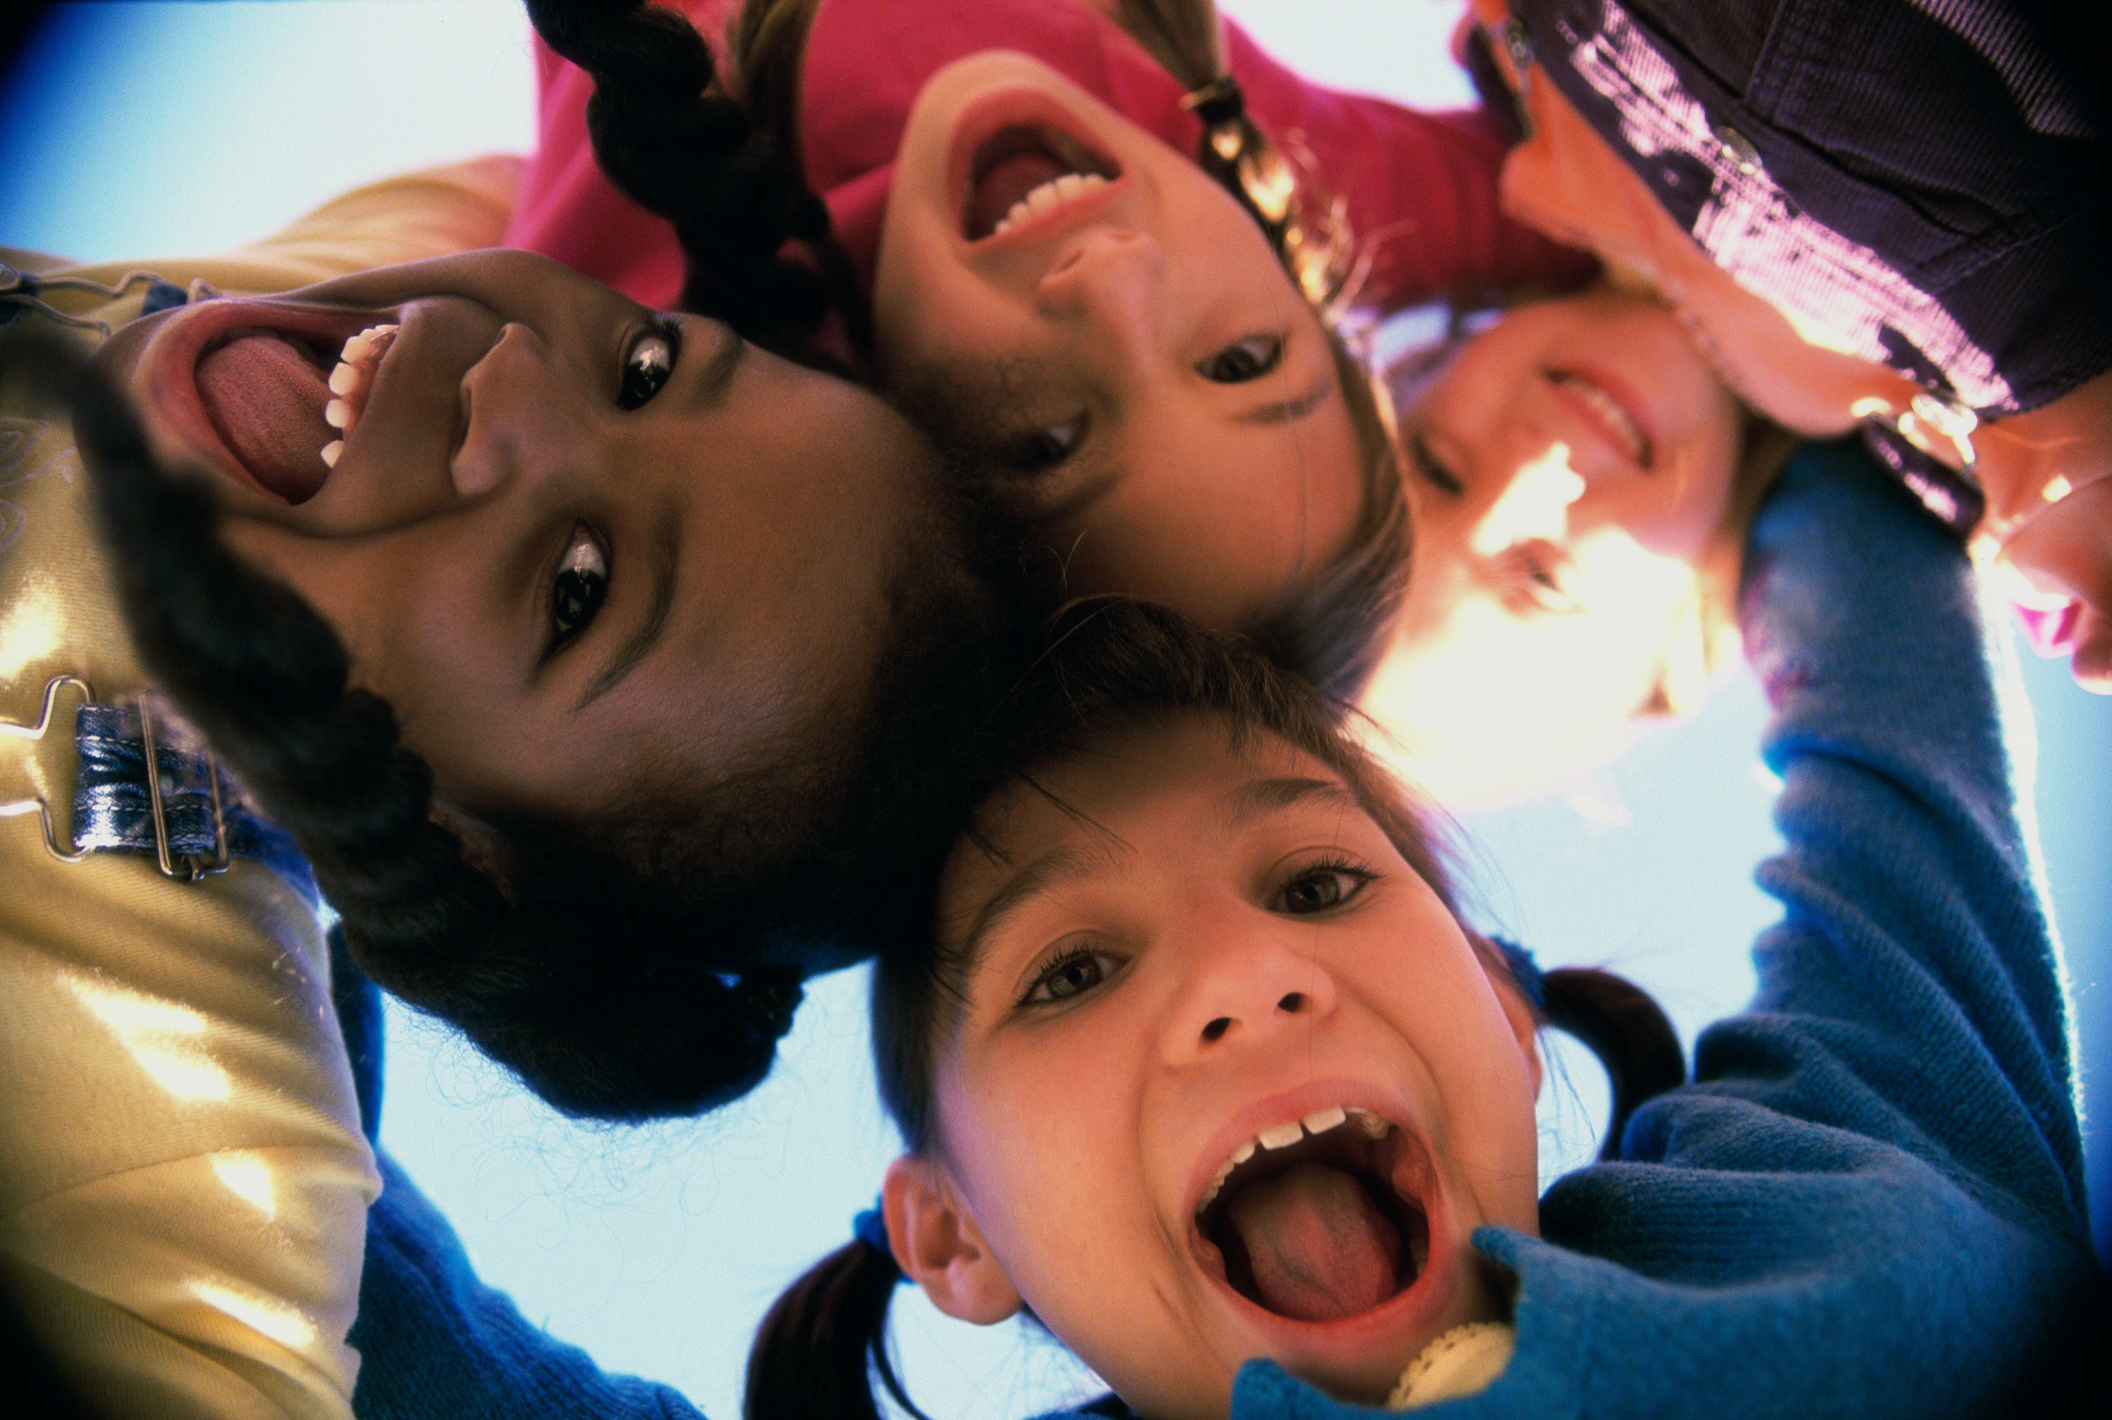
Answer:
[{"left": 61, "top": 971, "right": 231, "bottom": 1101}]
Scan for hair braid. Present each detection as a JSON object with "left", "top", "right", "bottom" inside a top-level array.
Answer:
[
  {"left": 525, "top": 0, "right": 865, "bottom": 359},
  {"left": 4, "top": 325, "right": 809, "bottom": 1122}
]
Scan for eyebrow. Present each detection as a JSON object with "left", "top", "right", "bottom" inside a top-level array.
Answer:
[
  {"left": 1234, "top": 374, "right": 1337, "bottom": 427},
  {"left": 960, "top": 836, "right": 1132, "bottom": 975},
  {"left": 690, "top": 322, "right": 745, "bottom": 409},
  {"left": 573, "top": 512, "right": 680, "bottom": 712},
  {"left": 1216, "top": 774, "right": 1361, "bottom": 830},
  {"left": 959, "top": 773, "right": 1362, "bottom": 969}
]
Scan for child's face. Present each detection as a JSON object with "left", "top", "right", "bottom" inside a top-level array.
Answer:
[
  {"left": 913, "top": 718, "right": 1540, "bottom": 1420},
  {"left": 94, "top": 251, "right": 937, "bottom": 822},
  {"left": 1363, "top": 286, "right": 1748, "bottom": 806},
  {"left": 873, "top": 51, "right": 1364, "bottom": 630}
]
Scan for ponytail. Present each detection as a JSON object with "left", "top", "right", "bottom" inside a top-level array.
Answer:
[
  {"left": 744, "top": 1238, "right": 922, "bottom": 1420},
  {"left": 524, "top": 0, "right": 867, "bottom": 362},
  {"left": 1540, "top": 966, "right": 1687, "bottom": 1160}
]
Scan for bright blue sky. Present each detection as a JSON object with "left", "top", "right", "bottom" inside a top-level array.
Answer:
[{"left": 5, "top": 5, "right": 2106, "bottom": 1416}]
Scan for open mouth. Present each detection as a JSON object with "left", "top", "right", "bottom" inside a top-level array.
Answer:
[
  {"left": 1546, "top": 367, "right": 1655, "bottom": 469},
  {"left": 193, "top": 321, "right": 398, "bottom": 503},
  {"left": 1194, "top": 1105, "right": 1432, "bottom": 1325},
  {"left": 962, "top": 123, "right": 1120, "bottom": 242}
]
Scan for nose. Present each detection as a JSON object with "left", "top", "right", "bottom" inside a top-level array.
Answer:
[
  {"left": 1159, "top": 904, "right": 1340, "bottom": 1066},
  {"left": 1035, "top": 228, "right": 1166, "bottom": 366},
  {"left": 449, "top": 322, "right": 581, "bottom": 500},
  {"left": 1468, "top": 443, "right": 1586, "bottom": 557}
]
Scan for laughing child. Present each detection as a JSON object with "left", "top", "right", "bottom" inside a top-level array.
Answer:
[{"left": 748, "top": 445, "right": 2102, "bottom": 1418}]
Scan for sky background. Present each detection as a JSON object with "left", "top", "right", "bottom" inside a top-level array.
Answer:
[{"left": 3, "top": 5, "right": 2106, "bottom": 1417}]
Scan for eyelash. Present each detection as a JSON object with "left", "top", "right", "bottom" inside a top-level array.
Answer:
[
  {"left": 617, "top": 315, "right": 681, "bottom": 410},
  {"left": 1408, "top": 433, "right": 1464, "bottom": 496},
  {"left": 1273, "top": 855, "right": 1378, "bottom": 915},
  {"left": 1011, "top": 854, "right": 1377, "bottom": 1008},
  {"left": 1506, "top": 541, "right": 1582, "bottom": 615},
  {"left": 1018, "top": 942, "right": 1124, "bottom": 1008},
  {"left": 1196, "top": 332, "right": 1285, "bottom": 384}
]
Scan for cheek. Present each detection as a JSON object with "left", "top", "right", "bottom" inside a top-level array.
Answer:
[
  {"left": 1411, "top": 981, "right": 1543, "bottom": 1227},
  {"left": 873, "top": 227, "right": 1008, "bottom": 370}
]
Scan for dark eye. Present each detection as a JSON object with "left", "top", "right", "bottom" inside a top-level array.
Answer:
[
  {"left": 552, "top": 526, "right": 609, "bottom": 642},
  {"left": 1275, "top": 861, "right": 1372, "bottom": 915},
  {"left": 1512, "top": 542, "right": 1583, "bottom": 615},
  {"left": 1022, "top": 946, "right": 1120, "bottom": 1005},
  {"left": 1003, "top": 417, "right": 1087, "bottom": 474},
  {"left": 1408, "top": 433, "right": 1464, "bottom": 497},
  {"left": 617, "top": 318, "right": 679, "bottom": 410},
  {"left": 1197, "top": 333, "right": 1284, "bottom": 383}
]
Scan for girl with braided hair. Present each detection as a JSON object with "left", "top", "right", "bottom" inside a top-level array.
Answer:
[
  {"left": 5, "top": 149, "right": 1050, "bottom": 1144},
  {"left": 510, "top": 0, "right": 1593, "bottom": 694}
]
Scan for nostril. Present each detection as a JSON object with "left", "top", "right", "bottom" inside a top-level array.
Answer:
[
  {"left": 1278, "top": 992, "right": 1305, "bottom": 1014},
  {"left": 1202, "top": 1017, "right": 1231, "bottom": 1043}
]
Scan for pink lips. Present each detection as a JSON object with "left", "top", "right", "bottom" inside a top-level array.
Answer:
[
  {"left": 1546, "top": 364, "right": 1658, "bottom": 470},
  {"left": 1183, "top": 1081, "right": 1456, "bottom": 1356},
  {"left": 140, "top": 297, "right": 400, "bottom": 504},
  {"left": 946, "top": 85, "right": 1128, "bottom": 251}
]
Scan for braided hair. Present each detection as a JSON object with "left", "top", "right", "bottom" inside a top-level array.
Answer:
[
  {"left": 524, "top": 0, "right": 871, "bottom": 361},
  {"left": 747, "top": 599, "right": 1684, "bottom": 1420},
  {"left": 11, "top": 275, "right": 1041, "bottom": 1123}
]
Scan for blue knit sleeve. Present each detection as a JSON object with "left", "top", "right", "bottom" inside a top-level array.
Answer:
[
  {"left": 1706, "top": 437, "right": 2083, "bottom": 1222},
  {"left": 1228, "top": 441, "right": 2104, "bottom": 1420}
]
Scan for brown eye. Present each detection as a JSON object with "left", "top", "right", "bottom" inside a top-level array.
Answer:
[
  {"left": 618, "top": 319, "right": 679, "bottom": 410},
  {"left": 552, "top": 526, "right": 608, "bottom": 643},
  {"left": 1004, "top": 417, "right": 1087, "bottom": 473},
  {"left": 1022, "top": 946, "right": 1121, "bottom": 1005},
  {"left": 1275, "top": 863, "right": 1371, "bottom": 915},
  {"left": 1198, "top": 333, "right": 1284, "bottom": 383}
]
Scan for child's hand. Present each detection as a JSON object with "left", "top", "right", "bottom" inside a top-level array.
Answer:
[{"left": 1997, "top": 478, "right": 2112, "bottom": 693}]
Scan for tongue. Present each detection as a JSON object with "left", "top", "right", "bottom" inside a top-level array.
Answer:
[
  {"left": 1225, "top": 1162, "right": 1401, "bottom": 1323},
  {"left": 195, "top": 333, "right": 335, "bottom": 503},
  {"left": 969, "top": 149, "right": 1073, "bottom": 238}
]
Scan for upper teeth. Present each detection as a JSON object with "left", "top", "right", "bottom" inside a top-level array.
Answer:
[
  {"left": 1551, "top": 370, "right": 1648, "bottom": 464},
  {"left": 1197, "top": 1105, "right": 1391, "bottom": 1214},
  {"left": 991, "top": 171, "right": 1108, "bottom": 237},
  {"left": 320, "top": 323, "right": 399, "bottom": 469}
]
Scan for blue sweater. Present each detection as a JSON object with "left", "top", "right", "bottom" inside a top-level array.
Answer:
[{"left": 341, "top": 443, "right": 2103, "bottom": 1418}]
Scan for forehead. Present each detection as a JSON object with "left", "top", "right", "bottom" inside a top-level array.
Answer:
[{"left": 942, "top": 717, "right": 1370, "bottom": 926}]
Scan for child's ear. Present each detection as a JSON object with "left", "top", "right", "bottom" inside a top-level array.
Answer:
[{"left": 883, "top": 1155, "right": 1022, "bottom": 1326}]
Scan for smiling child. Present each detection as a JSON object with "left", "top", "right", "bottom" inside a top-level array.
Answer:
[
  {"left": 513, "top": 0, "right": 1593, "bottom": 690},
  {"left": 1364, "top": 282, "right": 1795, "bottom": 805},
  {"left": 748, "top": 445, "right": 2100, "bottom": 1418}
]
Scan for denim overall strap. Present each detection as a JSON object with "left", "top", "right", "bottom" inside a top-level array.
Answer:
[{"left": 73, "top": 701, "right": 318, "bottom": 904}]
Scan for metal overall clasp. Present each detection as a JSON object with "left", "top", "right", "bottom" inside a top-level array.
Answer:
[{"left": 0, "top": 675, "right": 96, "bottom": 862}]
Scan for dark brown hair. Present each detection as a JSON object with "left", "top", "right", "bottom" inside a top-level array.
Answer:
[{"left": 23, "top": 321, "right": 1044, "bottom": 1123}]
